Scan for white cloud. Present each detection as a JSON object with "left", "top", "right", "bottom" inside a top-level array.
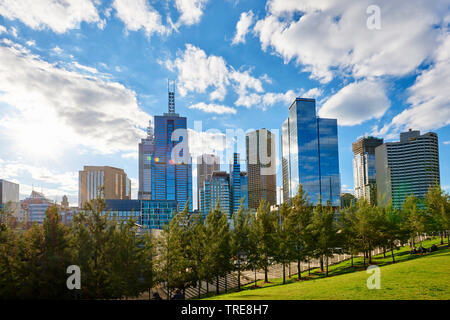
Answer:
[
  {"left": 188, "top": 128, "right": 228, "bottom": 161},
  {"left": 167, "top": 44, "right": 231, "bottom": 100},
  {"left": 174, "top": 0, "right": 208, "bottom": 27},
  {"left": 0, "top": 0, "right": 101, "bottom": 33},
  {"left": 25, "top": 40, "right": 35, "bottom": 47},
  {"left": 232, "top": 10, "right": 254, "bottom": 45},
  {"left": 318, "top": 80, "right": 390, "bottom": 126},
  {"left": 0, "top": 160, "right": 78, "bottom": 195},
  {"left": 254, "top": 0, "right": 449, "bottom": 83},
  {"left": 0, "top": 24, "right": 6, "bottom": 34},
  {"left": 112, "top": 0, "right": 167, "bottom": 37},
  {"left": 189, "top": 102, "right": 237, "bottom": 114},
  {"left": 0, "top": 40, "right": 150, "bottom": 155},
  {"left": 51, "top": 45, "right": 64, "bottom": 55},
  {"left": 387, "top": 33, "right": 450, "bottom": 133},
  {"left": 443, "top": 141, "right": 450, "bottom": 145},
  {"left": 121, "top": 152, "right": 139, "bottom": 159},
  {"left": 304, "top": 87, "right": 323, "bottom": 99}
]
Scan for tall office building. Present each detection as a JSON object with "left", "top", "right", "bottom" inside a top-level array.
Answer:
[
  {"left": 197, "top": 154, "right": 220, "bottom": 210},
  {"left": 246, "top": 129, "right": 277, "bottom": 210},
  {"left": 78, "top": 166, "right": 131, "bottom": 207},
  {"left": 199, "top": 171, "right": 231, "bottom": 219},
  {"left": 376, "top": 130, "right": 440, "bottom": 208},
  {"left": 240, "top": 172, "right": 249, "bottom": 209},
  {"left": 230, "top": 153, "right": 243, "bottom": 214},
  {"left": 138, "top": 82, "right": 193, "bottom": 211},
  {"left": 352, "top": 137, "right": 384, "bottom": 205},
  {"left": 281, "top": 98, "right": 341, "bottom": 206},
  {"left": 0, "top": 179, "right": 19, "bottom": 217},
  {"left": 138, "top": 119, "right": 155, "bottom": 200}
]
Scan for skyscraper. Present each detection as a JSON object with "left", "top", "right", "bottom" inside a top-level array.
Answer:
[
  {"left": 281, "top": 98, "right": 341, "bottom": 206},
  {"left": 200, "top": 171, "right": 231, "bottom": 219},
  {"left": 138, "top": 81, "right": 193, "bottom": 211},
  {"left": 78, "top": 166, "right": 131, "bottom": 207},
  {"left": 0, "top": 179, "right": 19, "bottom": 217},
  {"left": 197, "top": 154, "right": 220, "bottom": 210},
  {"left": 246, "top": 129, "right": 277, "bottom": 210},
  {"left": 230, "top": 152, "right": 242, "bottom": 214},
  {"left": 352, "top": 137, "right": 384, "bottom": 205},
  {"left": 240, "top": 171, "right": 249, "bottom": 209},
  {"left": 376, "top": 130, "right": 440, "bottom": 208}
]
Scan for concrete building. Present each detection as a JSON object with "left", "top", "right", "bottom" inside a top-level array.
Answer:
[
  {"left": 246, "top": 129, "right": 277, "bottom": 210},
  {"left": 352, "top": 137, "right": 384, "bottom": 205},
  {"left": 197, "top": 154, "right": 220, "bottom": 210},
  {"left": 78, "top": 166, "right": 131, "bottom": 207},
  {"left": 376, "top": 130, "right": 440, "bottom": 208},
  {"left": 0, "top": 179, "right": 19, "bottom": 217},
  {"left": 281, "top": 98, "right": 341, "bottom": 206}
]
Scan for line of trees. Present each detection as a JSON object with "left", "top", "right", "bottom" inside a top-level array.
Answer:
[{"left": 0, "top": 185, "right": 449, "bottom": 299}]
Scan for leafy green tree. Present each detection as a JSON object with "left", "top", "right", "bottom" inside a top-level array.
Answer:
[
  {"left": 310, "top": 201, "right": 338, "bottom": 276},
  {"left": 285, "top": 185, "right": 313, "bottom": 279},
  {"left": 337, "top": 204, "right": 358, "bottom": 267},
  {"left": 402, "top": 194, "right": 427, "bottom": 246},
  {"left": 252, "top": 200, "right": 278, "bottom": 283},
  {"left": 204, "top": 202, "right": 232, "bottom": 294},
  {"left": 274, "top": 202, "right": 292, "bottom": 284},
  {"left": 425, "top": 185, "right": 448, "bottom": 244},
  {"left": 189, "top": 212, "right": 207, "bottom": 298},
  {"left": 231, "top": 199, "right": 253, "bottom": 290}
]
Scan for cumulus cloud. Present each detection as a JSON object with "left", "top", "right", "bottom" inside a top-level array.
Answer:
[
  {"left": 0, "top": 0, "right": 101, "bottom": 33},
  {"left": 174, "top": 0, "right": 208, "bottom": 26},
  {"left": 189, "top": 102, "right": 237, "bottom": 114},
  {"left": 232, "top": 10, "right": 254, "bottom": 45},
  {"left": 387, "top": 33, "right": 450, "bottom": 133},
  {"left": 318, "top": 80, "right": 390, "bottom": 126},
  {"left": 166, "top": 43, "right": 299, "bottom": 108},
  {"left": 112, "top": 0, "right": 167, "bottom": 37},
  {"left": 0, "top": 40, "right": 150, "bottom": 155},
  {"left": 254, "top": 0, "right": 449, "bottom": 83}
]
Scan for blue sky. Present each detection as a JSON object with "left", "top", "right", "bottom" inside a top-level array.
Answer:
[{"left": 0, "top": 0, "right": 449, "bottom": 209}]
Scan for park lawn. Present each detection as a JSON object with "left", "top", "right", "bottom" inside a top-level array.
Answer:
[{"left": 205, "top": 238, "right": 450, "bottom": 300}]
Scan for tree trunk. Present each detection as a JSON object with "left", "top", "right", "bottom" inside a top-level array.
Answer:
[
  {"left": 264, "top": 266, "right": 268, "bottom": 283},
  {"left": 440, "top": 232, "right": 444, "bottom": 245},
  {"left": 326, "top": 256, "right": 329, "bottom": 277},
  {"left": 308, "top": 261, "right": 311, "bottom": 276},
  {"left": 383, "top": 246, "right": 386, "bottom": 258},
  {"left": 351, "top": 254, "right": 354, "bottom": 267},
  {"left": 297, "top": 259, "right": 301, "bottom": 280},
  {"left": 238, "top": 268, "right": 241, "bottom": 291},
  {"left": 391, "top": 243, "right": 395, "bottom": 263},
  {"left": 289, "top": 263, "right": 291, "bottom": 278},
  {"left": 363, "top": 251, "right": 366, "bottom": 267},
  {"left": 198, "top": 280, "right": 201, "bottom": 299},
  {"left": 216, "top": 276, "right": 219, "bottom": 295},
  {"left": 282, "top": 263, "right": 286, "bottom": 284},
  {"left": 225, "top": 274, "right": 228, "bottom": 293},
  {"left": 320, "top": 256, "right": 324, "bottom": 272},
  {"left": 206, "top": 281, "right": 209, "bottom": 293},
  {"left": 369, "top": 249, "right": 372, "bottom": 264},
  {"left": 254, "top": 269, "right": 257, "bottom": 287}
]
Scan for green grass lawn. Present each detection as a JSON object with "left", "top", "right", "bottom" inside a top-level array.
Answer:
[{"left": 205, "top": 238, "right": 450, "bottom": 300}]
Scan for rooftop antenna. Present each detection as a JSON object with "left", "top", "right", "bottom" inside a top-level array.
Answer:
[{"left": 168, "top": 79, "right": 176, "bottom": 114}]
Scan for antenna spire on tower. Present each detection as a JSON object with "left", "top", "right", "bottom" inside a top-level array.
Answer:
[{"left": 168, "top": 79, "right": 176, "bottom": 114}]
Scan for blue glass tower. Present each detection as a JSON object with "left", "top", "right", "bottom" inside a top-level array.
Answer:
[
  {"left": 138, "top": 82, "right": 193, "bottom": 212},
  {"left": 281, "top": 98, "right": 341, "bottom": 206},
  {"left": 230, "top": 153, "right": 242, "bottom": 214},
  {"left": 239, "top": 172, "right": 249, "bottom": 209}
]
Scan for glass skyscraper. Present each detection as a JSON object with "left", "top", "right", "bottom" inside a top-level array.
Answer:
[
  {"left": 230, "top": 153, "right": 242, "bottom": 214},
  {"left": 138, "top": 85, "right": 193, "bottom": 212},
  {"left": 199, "top": 171, "right": 231, "bottom": 219},
  {"left": 281, "top": 98, "right": 341, "bottom": 206}
]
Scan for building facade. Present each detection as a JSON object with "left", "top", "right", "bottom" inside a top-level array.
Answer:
[
  {"left": 376, "top": 130, "right": 440, "bottom": 208},
  {"left": 246, "top": 129, "right": 277, "bottom": 210},
  {"left": 199, "top": 171, "right": 231, "bottom": 219},
  {"left": 78, "top": 166, "right": 131, "bottom": 207},
  {"left": 138, "top": 87, "right": 193, "bottom": 212},
  {"left": 0, "top": 179, "right": 19, "bottom": 217},
  {"left": 197, "top": 154, "right": 220, "bottom": 210},
  {"left": 240, "top": 172, "right": 249, "bottom": 209},
  {"left": 281, "top": 98, "right": 341, "bottom": 206},
  {"left": 352, "top": 137, "right": 384, "bottom": 205}
]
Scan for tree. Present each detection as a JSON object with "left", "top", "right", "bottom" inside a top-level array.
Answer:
[
  {"left": 285, "top": 185, "right": 313, "bottom": 280},
  {"left": 189, "top": 212, "right": 207, "bottom": 298},
  {"left": 310, "top": 201, "right": 338, "bottom": 276},
  {"left": 337, "top": 204, "right": 358, "bottom": 267},
  {"left": 402, "top": 194, "right": 427, "bottom": 247},
  {"left": 252, "top": 200, "right": 278, "bottom": 283},
  {"left": 231, "top": 199, "right": 253, "bottom": 290},
  {"left": 425, "top": 185, "right": 448, "bottom": 244},
  {"left": 204, "top": 202, "right": 232, "bottom": 294},
  {"left": 274, "top": 202, "right": 292, "bottom": 284}
]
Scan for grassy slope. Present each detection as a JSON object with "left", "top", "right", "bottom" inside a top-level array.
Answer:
[{"left": 205, "top": 238, "right": 450, "bottom": 300}]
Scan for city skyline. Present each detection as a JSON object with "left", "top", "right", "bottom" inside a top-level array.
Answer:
[{"left": 0, "top": 0, "right": 449, "bottom": 207}]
